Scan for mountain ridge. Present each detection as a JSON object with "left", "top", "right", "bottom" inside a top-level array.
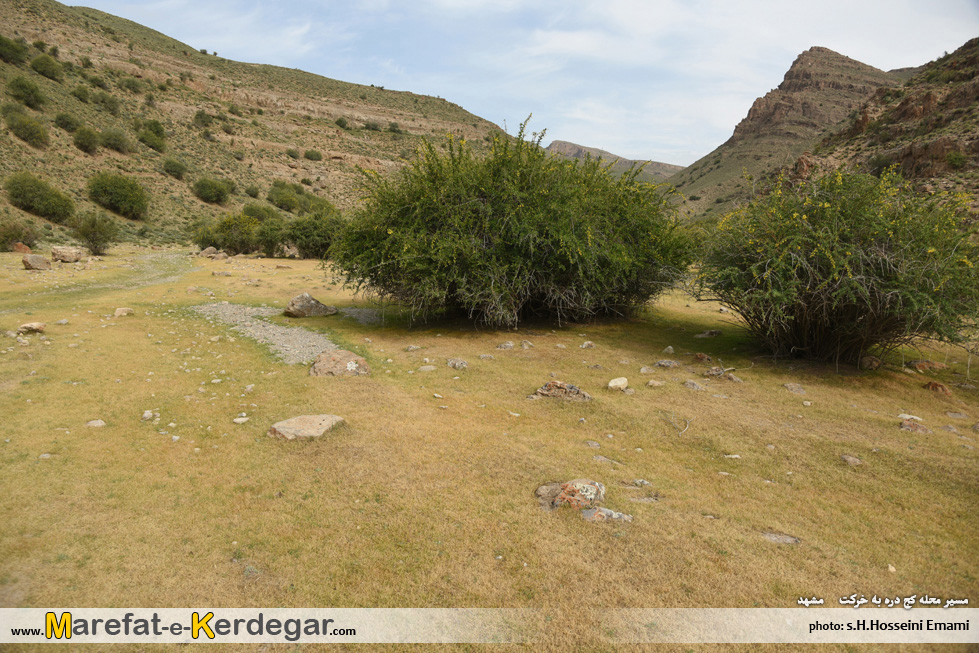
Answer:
[{"left": 544, "top": 139, "right": 684, "bottom": 182}]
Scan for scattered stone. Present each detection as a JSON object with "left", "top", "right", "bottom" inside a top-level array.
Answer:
[
  {"left": 22, "top": 254, "right": 50, "bottom": 270},
  {"left": 632, "top": 479, "right": 651, "bottom": 487},
  {"left": 51, "top": 246, "right": 84, "bottom": 263},
  {"left": 946, "top": 411, "right": 968, "bottom": 420},
  {"left": 447, "top": 358, "right": 468, "bottom": 371},
  {"left": 608, "top": 377, "right": 628, "bottom": 391},
  {"left": 12, "top": 242, "right": 31, "bottom": 254},
  {"left": 585, "top": 441, "right": 601, "bottom": 448},
  {"left": 704, "top": 366, "right": 724, "bottom": 377},
  {"left": 284, "top": 293, "right": 338, "bottom": 318},
  {"left": 496, "top": 341, "right": 514, "bottom": 350},
  {"left": 309, "top": 349, "right": 371, "bottom": 377},
  {"left": 536, "top": 479, "right": 606, "bottom": 511},
  {"left": 86, "top": 419, "right": 106, "bottom": 427},
  {"left": 623, "top": 387, "right": 636, "bottom": 395},
  {"left": 803, "top": 401, "right": 813, "bottom": 407},
  {"left": 639, "top": 366, "right": 657, "bottom": 374},
  {"left": 900, "top": 419, "right": 933, "bottom": 434},
  {"left": 54, "top": 319, "right": 68, "bottom": 325},
  {"left": 722, "top": 373, "right": 743, "bottom": 383},
  {"left": 479, "top": 354, "right": 494, "bottom": 360},
  {"left": 762, "top": 531, "right": 801, "bottom": 545},
  {"left": 521, "top": 340, "right": 534, "bottom": 349},
  {"left": 859, "top": 356, "right": 882, "bottom": 371},
  {"left": 114, "top": 308, "right": 134, "bottom": 317},
  {"left": 199, "top": 246, "right": 218, "bottom": 257},
  {"left": 907, "top": 360, "right": 948, "bottom": 373},
  {"left": 655, "top": 360, "right": 681, "bottom": 369},
  {"left": 268, "top": 415, "right": 345, "bottom": 440},
  {"left": 683, "top": 380, "right": 705, "bottom": 391},
  {"left": 580, "top": 341, "right": 595, "bottom": 349},
  {"left": 766, "top": 444, "right": 776, "bottom": 451},
  {"left": 661, "top": 346, "right": 675, "bottom": 356},
  {"left": 275, "top": 264, "right": 292, "bottom": 269},
  {"left": 17, "top": 322, "right": 45, "bottom": 335},
  {"left": 213, "top": 252, "right": 229, "bottom": 260},
  {"left": 38, "top": 453, "right": 51, "bottom": 459},
  {"left": 723, "top": 454, "right": 741, "bottom": 459},
  {"left": 581, "top": 507, "right": 633, "bottom": 523},
  {"left": 405, "top": 345, "right": 422, "bottom": 352},
  {"left": 555, "top": 344, "right": 566, "bottom": 349},
  {"left": 646, "top": 379, "right": 665, "bottom": 387},
  {"left": 898, "top": 413, "right": 922, "bottom": 421},
  {"left": 693, "top": 330, "right": 721, "bottom": 338},
  {"left": 530, "top": 380, "right": 593, "bottom": 401},
  {"left": 923, "top": 381, "right": 951, "bottom": 396},
  {"left": 141, "top": 410, "right": 153, "bottom": 421},
  {"left": 593, "top": 455, "right": 622, "bottom": 466},
  {"left": 718, "top": 306, "right": 730, "bottom": 313},
  {"left": 693, "top": 352, "right": 712, "bottom": 363},
  {"left": 417, "top": 365, "right": 437, "bottom": 372},
  {"left": 841, "top": 454, "right": 862, "bottom": 467},
  {"left": 233, "top": 417, "right": 249, "bottom": 424},
  {"left": 783, "top": 383, "right": 806, "bottom": 395},
  {"left": 941, "top": 425, "right": 958, "bottom": 433},
  {"left": 212, "top": 270, "right": 231, "bottom": 276}
]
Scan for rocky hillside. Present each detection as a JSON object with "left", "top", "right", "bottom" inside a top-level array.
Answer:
[
  {"left": 804, "top": 37, "right": 979, "bottom": 217},
  {"left": 0, "top": 0, "right": 502, "bottom": 245},
  {"left": 545, "top": 140, "right": 684, "bottom": 183},
  {"left": 670, "top": 47, "right": 902, "bottom": 220}
]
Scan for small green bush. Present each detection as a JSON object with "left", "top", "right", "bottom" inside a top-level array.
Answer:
[
  {"left": 54, "top": 112, "right": 81, "bottom": 132},
  {"left": 136, "top": 121, "right": 166, "bottom": 152},
  {"left": 87, "top": 172, "right": 149, "bottom": 220},
  {"left": 87, "top": 75, "right": 109, "bottom": 90},
  {"left": 7, "top": 76, "right": 45, "bottom": 109},
  {"left": 4, "top": 111, "right": 49, "bottom": 148},
  {"left": 71, "top": 211, "right": 120, "bottom": 255},
  {"left": 331, "top": 121, "right": 691, "bottom": 326},
  {"left": 0, "top": 35, "right": 29, "bottom": 64},
  {"left": 267, "top": 179, "right": 335, "bottom": 215},
  {"left": 303, "top": 149, "right": 322, "bottom": 161},
  {"left": 118, "top": 76, "right": 143, "bottom": 93},
  {"left": 288, "top": 210, "right": 343, "bottom": 259},
  {"left": 100, "top": 128, "right": 132, "bottom": 154},
  {"left": 221, "top": 123, "right": 234, "bottom": 135},
  {"left": 193, "top": 177, "right": 234, "bottom": 204},
  {"left": 285, "top": 148, "right": 300, "bottom": 159},
  {"left": 256, "top": 215, "right": 287, "bottom": 258},
  {"left": 30, "top": 54, "right": 62, "bottom": 81},
  {"left": 213, "top": 212, "right": 259, "bottom": 255},
  {"left": 334, "top": 117, "right": 348, "bottom": 129},
  {"left": 4, "top": 172, "right": 75, "bottom": 223},
  {"left": 363, "top": 121, "right": 381, "bottom": 131},
  {"left": 73, "top": 127, "right": 100, "bottom": 154},
  {"left": 192, "top": 109, "right": 213, "bottom": 127},
  {"left": 79, "top": 55, "right": 93, "bottom": 69},
  {"left": 189, "top": 217, "right": 220, "bottom": 250},
  {"left": 228, "top": 104, "right": 243, "bottom": 117},
  {"left": 0, "top": 214, "right": 39, "bottom": 250},
  {"left": 32, "top": 40, "right": 46, "bottom": 51},
  {"left": 946, "top": 150, "right": 967, "bottom": 170},
  {"left": 387, "top": 122, "right": 402, "bottom": 134},
  {"left": 71, "top": 85, "right": 90, "bottom": 103},
  {"left": 161, "top": 158, "right": 187, "bottom": 179},
  {"left": 696, "top": 169, "right": 979, "bottom": 363},
  {"left": 92, "top": 91, "right": 120, "bottom": 115},
  {"left": 241, "top": 202, "right": 278, "bottom": 222}
]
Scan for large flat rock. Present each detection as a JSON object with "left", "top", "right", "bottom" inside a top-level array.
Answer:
[{"left": 268, "top": 415, "right": 345, "bottom": 440}]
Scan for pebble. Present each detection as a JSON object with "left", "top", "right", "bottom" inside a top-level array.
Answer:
[{"left": 233, "top": 417, "right": 249, "bottom": 424}]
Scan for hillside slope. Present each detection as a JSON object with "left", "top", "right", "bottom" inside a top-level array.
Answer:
[
  {"left": 545, "top": 140, "right": 684, "bottom": 183},
  {"left": 670, "top": 47, "right": 900, "bottom": 220},
  {"left": 0, "top": 0, "right": 502, "bottom": 244}
]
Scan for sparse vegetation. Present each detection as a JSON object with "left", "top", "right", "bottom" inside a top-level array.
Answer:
[
  {"left": 71, "top": 85, "right": 90, "bottom": 103},
  {"left": 87, "top": 172, "right": 149, "bottom": 220},
  {"left": 0, "top": 214, "right": 39, "bottom": 250},
  {"left": 697, "top": 169, "right": 979, "bottom": 364},
  {"left": 92, "top": 91, "right": 120, "bottom": 115},
  {"left": 136, "top": 119, "right": 166, "bottom": 152},
  {"left": 71, "top": 210, "right": 120, "bottom": 255},
  {"left": 7, "top": 76, "right": 45, "bottom": 109},
  {"left": 192, "top": 109, "right": 213, "bottom": 127},
  {"left": 244, "top": 184, "right": 260, "bottom": 198},
  {"left": 303, "top": 149, "right": 323, "bottom": 161},
  {"left": 118, "top": 76, "right": 144, "bottom": 94},
  {"left": 4, "top": 172, "right": 75, "bottom": 223},
  {"left": 0, "top": 34, "right": 29, "bottom": 64},
  {"left": 29, "top": 53, "right": 62, "bottom": 81}
]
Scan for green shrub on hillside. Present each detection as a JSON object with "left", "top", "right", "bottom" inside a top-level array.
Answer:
[
  {"left": 73, "top": 127, "right": 100, "bottom": 154},
  {"left": 92, "top": 91, "right": 120, "bottom": 115},
  {"left": 0, "top": 214, "right": 39, "bottom": 250},
  {"left": 137, "top": 121, "right": 166, "bottom": 152},
  {"left": 4, "top": 172, "right": 75, "bottom": 223},
  {"left": 162, "top": 158, "right": 187, "bottom": 179},
  {"left": 256, "top": 214, "right": 287, "bottom": 257},
  {"left": 71, "top": 211, "right": 120, "bottom": 255},
  {"left": 54, "top": 112, "right": 81, "bottom": 132},
  {"left": 266, "top": 180, "right": 335, "bottom": 215},
  {"left": 244, "top": 184, "right": 260, "bottom": 198},
  {"left": 193, "top": 177, "right": 235, "bottom": 204},
  {"left": 285, "top": 148, "right": 300, "bottom": 159},
  {"left": 192, "top": 109, "right": 213, "bottom": 127},
  {"left": 79, "top": 55, "right": 93, "bottom": 69},
  {"left": 118, "top": 77, "right": 144, "bottom": 93},
  {"left": 4, "top": 111, "right": 49, "bottom": 148},
  {"left": 363, "top": 121, "right": 381, "bottom": 131},
  {"left": 241, "top": 202, "right": 278, "bottom": 222},
  {"left": 71, "top": 85, "right": 90, "bottom": 103},
  {"left": 87, "top": 172, "right": 149, "bottom": 220},
  {"left": 213, "top": 212, "right": 259, "bottom": 255},
  {"left": 696, "top": 169, "right": 979, "bottom": 363},
  {"left": 30, "top": 54, "right": 62, "bottom": 81},
  {"left": 304, "top": 149, "right": 323, "bottom": 161},
  {"left": 332, "top": 122, "right": 691, "bottom": 326},
  {"left": 334, "top": 117, "right": 348, "bottom": 129},
  {"left": 7, "top": 76, "right": 45, "bottom": 109},
  {"left": 87, "top": 75, "right": 109, "bottom": 90},
  {"left": 100, "top": 128, "right": 132, "bottom": 154},
  {"left": 0, "top": 35, "right": 29, "bottom": 64},
  {"left": 189, "top": 217, "right": 220, "bottom": 250}
]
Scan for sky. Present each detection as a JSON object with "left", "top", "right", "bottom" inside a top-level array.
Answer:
[{"left": 74, "top": 0, "right": 979, "bottom": 166}]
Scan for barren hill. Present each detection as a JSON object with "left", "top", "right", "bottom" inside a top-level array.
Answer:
[
  {"left": 0, "top": 0, "right": 502, "bottom": 244},
  {"left": 670, "top": 47, "right": 900, "bottom": 219},
  {"left": 545, "top": 140, "right": 684, "bottom": 183}
]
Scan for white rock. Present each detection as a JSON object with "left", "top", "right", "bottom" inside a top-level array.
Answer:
[{"left": 608, "top": 377, "right": 628, "bottom": 391}]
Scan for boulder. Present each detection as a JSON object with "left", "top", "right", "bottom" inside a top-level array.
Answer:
[
  {"left": 662, "top": 346, "right": 674, "bottom": 354},
  {"left": 536, "top": 479, "right": 606, "bottom": 510},
  {"left": 859, "top": 355, "right": 882, "bottom": 371},
  {"left": 900, "top": 419, "right": 932, "bottom": 434},
  {"left": 907, "top": 360, "right": 947, "bottom": 373},
  {"left": 199, "top": 246, "right": 218, "bottom": 257},
  {"left": 683, "top": 380, "right": 706, "bottom": 391},
  {"left": 282, "top": 244, "right": 300, "bottom": 259},
  {"left": 17, "top": 322, "right": 45, "bottom": 334},
  {"left": 783, "top": 383, "right": 806, "bottom": 395},
  {"left": 580, "top": 341, "right": 595, "bottom": 349},
  {"left": 213, "top": 252, "right": 229, "bottom": 260},
  {"left": 496, "top": 341, "right": 514, "bottom": 350},
  {"left": 114, "top": 307, "right": 134, "bottom": 317},
  {"left": 530, "top": 380, "right": 593, "bottom": 401},
  {"left": 268, "top": 414, "right": 345, "bottom": 440},
  {"left": 581, "top": 507, "right": 633, "bottom": 523},
  {"left": 284, "top": 293, "right": 338, "bottom": 318},
  {"left": 22, "top": 254, "right": 50, "bottom": 270},
  {"left": 608, "top": 377, "right": 628, "bottom": 391},
  {"left": 51, "top": 246, "right": 84, "bottom": 263},
  {"left": 841, "top": 454, "right": 863, "bottom": 467},
  {"left": 923, "top": 381, "right": 951, "bottom": 396},
  {"left": 86, "top": 419, "right": 106, "bottom": 428},
  {"left": 693, "top": 352, "right": 713, "bottom": 363},
  {"left": 655, "top": 359, "right": 681, "bottom": 369},
  {"left": 12, "top": 242, "right": 31, "bottom": 254},
  {"left": 309, "top": 349, "right": 370, "bottom": 377},
  {"left": 447, "top": 358, "right": 468, "bottom": 371}
]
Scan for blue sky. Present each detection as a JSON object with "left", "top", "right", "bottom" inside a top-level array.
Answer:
[{"left": 75, "top": 0, "right": 979, "bottom": 166}]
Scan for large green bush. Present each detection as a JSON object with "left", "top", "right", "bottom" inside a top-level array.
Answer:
[
  {"left": 0, "top": 214, "right": 39, "bottom": 250},
  {"left": 54, "top": 112, "right": 81, "bottom": 132},
  {"left": 4, "top": 109, "right": 48, "bottom": 147},
  {"left": 30, "top": 54, "right": 62, "bottom": 81},
  {"left": 331, "top": 123, "right": 691, "bottom": 326},
  {"left": 0, "top": 35, "right": 29, "bottom": 64},
  {"left": 4, "top": 172, "right": 75, "bottom": 223},
  {"left": 100, "top": 128, "right": 133, "bottom": 153},
  {"left": 87, "top": 172, "right": 149, "bottom": 220},
  {"left": 288, "top": 210, "right": 344, "bottom": 259},
  {"left": 696, "top": 169, "right": 979, "bottom": 363},
  {"left": 213, "top": 212, "right": 259, "bottom": 255},
  {"left": 71, "top": 211, "right": 120, "bottom": 255},
  {"left": 241, "top": 202, "right": 279, "bottom": 222},
  {"left": 266, "top": 180, "right": 334, "bottom": 215},
  {"left": 73, "top": 126, "right": 100, "bottom": 154},
  {"left": 256, "top": 215, "right": 287, "bottom": 258},
  {"left": 193, "top": 177, "right": 234, "bottom": 204},
  {"left": 7, "top": 76, "right": 45, "bottom": 109}
]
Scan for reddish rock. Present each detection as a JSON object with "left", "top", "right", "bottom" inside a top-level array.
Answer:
[
  {"left": 12, "top": 242, "right": 31, "bottom": 254},
  {"left": 693, "top": 352, "right": 713, "bottom": 363},
  {"left": 900, "top": 420, "right": 933, "bottom": 434},
  {"left": 529, "top": 380, "right": 593, "bottom": 401},
  {"left": 309, "top": 349, "right": 370, "bottom": 377},
  {"left": 907, "top": 360, "right": 948, "bottom": 373},
  {"left": 923, "top": 381, "right": 951, "bottom": 396}
]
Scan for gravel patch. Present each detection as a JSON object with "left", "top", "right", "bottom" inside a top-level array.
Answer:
[{"left": 190, "top": 302, "right": 337, "bottom": 364}]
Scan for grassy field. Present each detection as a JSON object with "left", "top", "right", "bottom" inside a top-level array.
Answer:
[{"left": 1, "top": 246, "right": 977, "bottom": 651}]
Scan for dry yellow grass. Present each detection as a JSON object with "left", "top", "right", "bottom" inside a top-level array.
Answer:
[{"left": 1, "top": 247, "right": 976, "bottom": 651}]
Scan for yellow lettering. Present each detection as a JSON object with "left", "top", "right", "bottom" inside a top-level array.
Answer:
[
  {"left": 192, "top": 612, "right": 214, "bottom": 639},
  {"left": 46, "top": 612, "right": 71, "bottom": 640}
]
